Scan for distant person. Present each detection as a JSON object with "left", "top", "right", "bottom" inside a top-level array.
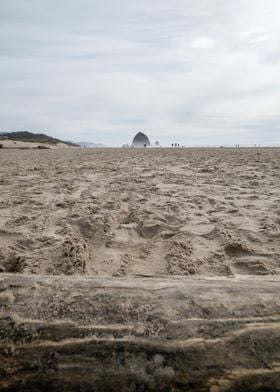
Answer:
[{"left": 172, "top": 143, "right": 174, "bottom": 148}]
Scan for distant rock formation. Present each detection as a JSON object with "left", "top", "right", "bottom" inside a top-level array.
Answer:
[{"left": 132, "top": 132, "right": 151, "bottom": 147}]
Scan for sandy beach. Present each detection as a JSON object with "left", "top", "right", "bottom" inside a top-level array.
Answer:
[
  {"left": 2, "top": 0, "right": 280, "bottom": 388},
  {"left": 0, "top": 147, "right": 280, "bottom": 277},
  {"left": 1, "top": 147, "right": 280, "bottom": 391}
]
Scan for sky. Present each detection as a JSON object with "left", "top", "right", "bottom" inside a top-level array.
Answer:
[{"left": 1, "top": 0, "right": 280, "bottom": 146}]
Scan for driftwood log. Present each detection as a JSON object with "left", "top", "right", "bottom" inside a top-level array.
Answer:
[{"left": 0, "top": 274, "right": 280, "bottom": 391}]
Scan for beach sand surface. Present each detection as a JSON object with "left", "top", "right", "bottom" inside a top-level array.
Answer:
[
  {"left": 0, "top": 147, "right": 280, "bottom": 391},
  {"left": 0, "top": 147, "right": 279, "bottom": 277}
]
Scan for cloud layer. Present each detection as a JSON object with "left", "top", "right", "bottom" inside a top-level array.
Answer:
[{"left": 1, "top": 0, "right": 280, "bottom": 145}]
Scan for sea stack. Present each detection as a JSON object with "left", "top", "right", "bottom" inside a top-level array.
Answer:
[{"left": 132, "top": 132, "right": 151, "bottom": 147}]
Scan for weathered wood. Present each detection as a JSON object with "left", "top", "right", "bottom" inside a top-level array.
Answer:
[{"left": 0, "top": 274, "right": 280, "bottom": 391}]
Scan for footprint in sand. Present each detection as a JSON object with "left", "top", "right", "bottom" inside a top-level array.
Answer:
[{"left": 231, "top": 259, "right": 273, "bottom": 275}]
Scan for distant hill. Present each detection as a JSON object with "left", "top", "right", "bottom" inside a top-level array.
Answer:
[
  {"left": 77, "top": 142, "right": 107, "bottom": 148},
  {"left": 0, "top": 131, "right": 80, "bottom": 147}
]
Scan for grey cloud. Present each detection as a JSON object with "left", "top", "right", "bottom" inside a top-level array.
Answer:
[{"left": 0, "top": 0, "right": 280, "bottom": 145}]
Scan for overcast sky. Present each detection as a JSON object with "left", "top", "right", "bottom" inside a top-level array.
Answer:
[{"left": 1, "top": 0, "right": 280, "bottom": 146}]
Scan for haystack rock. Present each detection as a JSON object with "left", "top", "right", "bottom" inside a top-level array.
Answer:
[{"left": 132, "top": 132, "right": 151, "bottom": 147}]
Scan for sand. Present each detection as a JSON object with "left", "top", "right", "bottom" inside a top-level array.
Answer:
[
  {"left": 0, "top": 139, "right": 73, "bottom": 149},
  {"left": 0, "top": 147, "right": 280, "bottom": 391},
  {"left": 0, "top": 147, "right": 279, "bottom": 277}
]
